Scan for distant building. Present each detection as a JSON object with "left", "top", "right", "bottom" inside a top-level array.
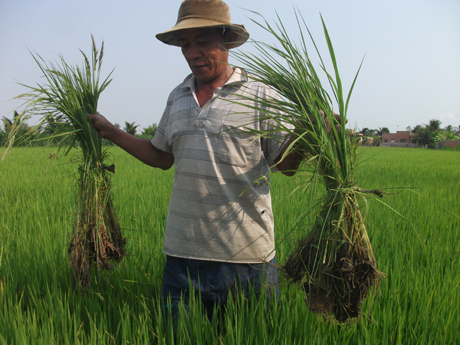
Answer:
[{"left": 381, "top": 131, "right": 412, "bottom": 144}]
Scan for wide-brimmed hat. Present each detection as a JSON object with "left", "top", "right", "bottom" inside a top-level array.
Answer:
[{"left": 156, "top": 0, "right": 249, "bottom": 49}]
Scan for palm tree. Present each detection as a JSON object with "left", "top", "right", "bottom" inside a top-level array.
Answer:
[
  {"left": 416, "top": 127, "right": 432, "bottom": 147},
  {"left": 375, "top": 127, "right": 389, "bottom": 137},
  {"left": 141, "top": 123, "right": 157, "bottom": 138},
  {"left": 124, "top": 121, "right": 139, "bottom": 136},
  {"left": 360, "top": 127, "right": 375, "bottom": 137},
  {"left": 428, "top": 119, "right": 441, "bottom": 131},
  {"left": 2, "top": 111, "right": 22, "bottom": 132},
  {"left": 412, "top": 124, "right": 422, "bottom": 134},
  {"left": 1, "top": 111, "right": 32, "bottom": 145}
]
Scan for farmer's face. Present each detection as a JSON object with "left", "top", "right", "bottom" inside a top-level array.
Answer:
[{"left": 178, "top": 28, "right": 229, "bottom": 86}]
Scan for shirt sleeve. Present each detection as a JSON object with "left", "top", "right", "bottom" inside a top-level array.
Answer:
[
  {"left": 151, "top": 92, "right": 174, "bottom": 154},
  {"left": 259, "top": 86, "right": 294, "bottom": 171}
]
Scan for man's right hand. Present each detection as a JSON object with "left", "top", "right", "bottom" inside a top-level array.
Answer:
[{"left": 88, "top": 112, "right": 115, "bottom": 139}]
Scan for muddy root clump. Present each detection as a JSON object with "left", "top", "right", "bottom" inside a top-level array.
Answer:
[
  {"left": 283, "top": 239, "right": 383, "bottom": 323},
  {"left": 68, "top": 174, "right": 126, "bottom": 291}
]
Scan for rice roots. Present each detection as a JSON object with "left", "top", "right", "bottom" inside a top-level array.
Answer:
[
  {"left": 68, "top": 172, "right": 126, "bottom": 290},
  {"left": 283, "top": 238, "right": 383, "bottom": 323}
]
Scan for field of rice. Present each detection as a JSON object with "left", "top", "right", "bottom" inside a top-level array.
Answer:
[{"left": 0, "top": 146, "right": 459, "bottom": 344}]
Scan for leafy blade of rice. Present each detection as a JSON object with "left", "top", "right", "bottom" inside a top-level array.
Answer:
[
  {"left": 232, "top": 13, "right": 384, "bottom": 322},
  {"left": 15, "top": 36, "right": 125, "bottom": 290}
]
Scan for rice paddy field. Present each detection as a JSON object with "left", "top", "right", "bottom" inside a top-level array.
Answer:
[{"left": 1, "top": 146, "right": 459, "bottom": 344}]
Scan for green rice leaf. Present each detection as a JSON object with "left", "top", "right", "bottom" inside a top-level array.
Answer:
[
  {"left": 231, "top": 11, "right": 384, "bottom": 322},
  {"left": 14, "top": 35, "right": 125, "bottom": 290}
]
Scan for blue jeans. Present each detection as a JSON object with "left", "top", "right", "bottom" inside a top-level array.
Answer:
[{"left": 162, "top": 255, "right": 279, "bottom": 321}]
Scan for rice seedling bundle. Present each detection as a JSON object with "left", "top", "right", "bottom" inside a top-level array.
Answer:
[
  {"left": 16, "top": 36, "right": 125, "bottom": 290},
  {"left": 233, "top": 13, "right": 384, "bottom": 322}
]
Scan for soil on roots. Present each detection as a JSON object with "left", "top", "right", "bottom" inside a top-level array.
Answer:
[
  {"left": 68, "top": 201, "right": 126, "bottom": 290},
  {"left": 282, "top": 239, "right": 383, "bottom": 322}
]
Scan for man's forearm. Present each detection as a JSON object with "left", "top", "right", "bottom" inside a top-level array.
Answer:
[
  {"left": 88, "top": 113, "right": 174, "bottom": 170},
  {"left": 106, "top": 127, "right": 174, "bottom": 170},
  {"left": 275, "top": 139, "right": 303, "bottom": 176}
]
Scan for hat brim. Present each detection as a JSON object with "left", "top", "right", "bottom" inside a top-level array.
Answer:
[{"left": 156, "top": 18, "right": 249, "bottom": 49}]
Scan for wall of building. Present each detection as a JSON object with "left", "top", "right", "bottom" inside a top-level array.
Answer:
[
  {"left": 435, "top": 140, "right": 460, "bottom": 149},
  {"left": 381, "top": 131, "right": 412, "bottom": 144},
  {"left": 380, "top": 142, "right": 418, "bottom": 148}
]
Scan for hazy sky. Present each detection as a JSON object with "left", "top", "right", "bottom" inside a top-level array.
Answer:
[{"left": 1, "top": 0, "right": 459, "bottom": 133}]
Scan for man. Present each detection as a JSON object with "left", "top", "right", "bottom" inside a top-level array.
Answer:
[{"left": 90, "top": 0, "right": 302, "bottom": 320}]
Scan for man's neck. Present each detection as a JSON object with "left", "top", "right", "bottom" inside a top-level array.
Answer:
[{"left": 195, "top": 66, "right": 234, "bottom": 107}]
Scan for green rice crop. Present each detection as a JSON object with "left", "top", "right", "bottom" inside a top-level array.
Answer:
[
  {"left": 13, "top": 36, "right": 125, "bottom": 290},
  {"left": 1, "top": 146, "right": 458, "bottom": 344},
  {"left": 232, "top": 12, "right": 383, "bottom": 322}
]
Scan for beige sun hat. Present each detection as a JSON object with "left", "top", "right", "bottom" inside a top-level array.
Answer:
[{"left": 156, "top": 0, "right": 250, "bottom": 49}]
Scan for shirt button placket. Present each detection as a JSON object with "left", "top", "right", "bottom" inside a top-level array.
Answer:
[{"left": 196, "top": 98, "right": 212, "bottom": 128}]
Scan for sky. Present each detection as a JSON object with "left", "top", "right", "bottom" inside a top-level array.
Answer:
[{"left": 1, "top": 0, "right": 459, "bottom": 133}]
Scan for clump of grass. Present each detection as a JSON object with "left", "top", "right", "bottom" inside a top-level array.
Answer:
[
  {"left": 233, "top": 12, "right": 384, "bottom": 322},
  {"left": 15, "top": 35, "right": 126, "bottom": 290}
]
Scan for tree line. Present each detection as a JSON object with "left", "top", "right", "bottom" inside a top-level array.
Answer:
[
  {"left": 359, "top": 119, "right": 460, "bottom": 148},
  {"left": 2, "top": 111, "right": 458, "bottom": 149},
  {"left": 407, "top": 119, "right": 460, "bottom": 148},
  {"left": 0, "top": 111, "right": 157, "bottom": 148}
]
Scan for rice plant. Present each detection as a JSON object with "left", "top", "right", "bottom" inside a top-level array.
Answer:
[
  {"left": 1, "top": 146, "right": 459, "bottom": 343},
  {"left": 15, "top": 35, "right": 125, "bottom": 290},
  {"left": 232, "top": 12, "right": 384, "bottom": 322}
]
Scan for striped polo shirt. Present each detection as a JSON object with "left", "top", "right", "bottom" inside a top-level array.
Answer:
[{"left": 152, "top": 68, "right": 290, "bottom": 263}]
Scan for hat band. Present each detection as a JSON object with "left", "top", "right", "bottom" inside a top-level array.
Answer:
[{"left": 177, "top": 14, "right": 232, "bottom": 26}]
